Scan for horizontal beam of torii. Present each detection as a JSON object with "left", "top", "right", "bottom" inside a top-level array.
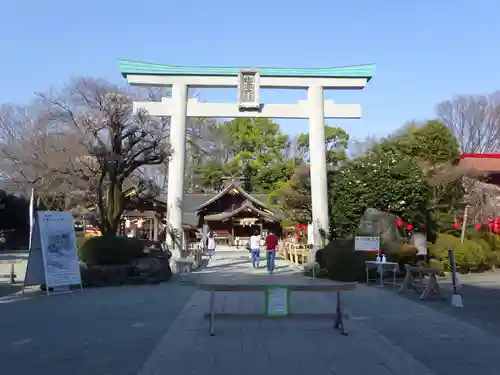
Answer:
[{"left": 134, "top": 98, "right": 361, "bottom": 119}]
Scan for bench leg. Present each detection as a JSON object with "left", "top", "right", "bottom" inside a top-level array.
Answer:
[
  {"left": 334, "top": 292, "right": 348, "bottom": 336},
  {"left": 397, "top": 270, "right": 412, "bottom": 293},
  {"left": 10, "top": 264, "right": 15, "bottom": 284},
  {"left": 420, "top": 274, "right": 442, "bottom": 300},
  {"left": 209, "top": 289, "right": 215, "bottom": 336}
]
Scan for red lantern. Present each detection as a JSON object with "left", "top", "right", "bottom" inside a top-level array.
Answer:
[
  {"left": 303, "top": 225, "right": 308, "bottom": 231},
  {"left": 488, "top": 222, "right": 494, "bottom": 230},
  {"left": 396, "top": 218, "right": 403, "bottom": 227},
  {"left": 475, "top": 223, "right": 482, "bottom": 231},
  {"left": 297, "top": 223, "right": 302, "bottom": 230},
  {"left": 406, "top": 223, "right": 413, "bottom": 231},
  {"left": 453, "top": 222, "right": 460, "bottom": 230}
]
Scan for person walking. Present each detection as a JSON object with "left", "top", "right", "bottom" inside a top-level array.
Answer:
[
  {"left": 265, "top": 230, "right": 279, "bottom": 274},
  {"left": 249, "top": 230, "right": 261, "bottom": 268},
  {"left": 207, "top": 232, "right": 216, "bottom": 258}
]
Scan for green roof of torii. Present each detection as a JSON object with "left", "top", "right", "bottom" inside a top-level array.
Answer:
[{"left": 118, "top": 59, "right": 375, "bottom": 79}]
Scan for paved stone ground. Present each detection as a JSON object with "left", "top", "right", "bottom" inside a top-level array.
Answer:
[
  {"left": 138, "top": 250, "right": 500, "bottom": 375},
  {"left": 0, "top": 278, "right": 196, "bottom": 375},
  {"left": 394, "top": 271, "right": 500, "bottom": 337},
  {"left": 2, "top": 247, "right": 500, "bottom": 374}
]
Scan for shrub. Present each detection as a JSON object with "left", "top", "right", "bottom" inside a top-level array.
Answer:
[
  {"left": 486, "top": 251, "right": 500, "bottom": 268},
  {"left": 76, "top": 234, "right": 95, "bottom": 250},
  {"left": 322, "top": 240, "right": 376, "bottom": 282},
  {"left": 386, "top": 242, "right": 417, "bottom": 267},
  {"left": 428, "top": 258, "right": 444, "bottom": 271},
  {"left": 429, "top": 233, "right": 488, "bottom": 273},
  {"left": 483, "top": 232, "right": 500, "bottom": 252},
  {"left": 79, "top": 235, "right": 146, "bottom": 266}
]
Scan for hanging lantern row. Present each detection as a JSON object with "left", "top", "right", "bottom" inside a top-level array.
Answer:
[
  {"left": 395, "top": 218, "right": 414, "bottom": 231},
  {"left": 455, "top": 217, "right": 500, "bottom": 233}
]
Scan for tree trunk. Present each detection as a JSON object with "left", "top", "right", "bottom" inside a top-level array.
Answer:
[{"left": 102, "top": 181, "right": 124, "bottom": 237}]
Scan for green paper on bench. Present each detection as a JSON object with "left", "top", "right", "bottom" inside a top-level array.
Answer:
[{"left": 265, "top": 285, "right": 290, "bottom": 317}]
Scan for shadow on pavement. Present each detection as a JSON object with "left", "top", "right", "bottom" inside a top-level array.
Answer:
[
  {"left": 390, "top": 275, "right": 500, "bottom": 337},
  {"left": 0, "top": 283, "right": 23, "bottom": 299}
]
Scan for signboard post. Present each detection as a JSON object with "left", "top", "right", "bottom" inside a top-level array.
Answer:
[
  {"left": 23, "top": 211, "right": 83, "bottom": 296},
  {"left": 354, "top": 236, "right": 380, "bottom": 253},
  {"left": 265, "top": 285, "right": 290, "bottom": 317}
]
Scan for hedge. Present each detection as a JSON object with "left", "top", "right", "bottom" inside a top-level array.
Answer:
[
  {"left": 429, "top": 233, "right": 494, "bottom": 273},
  {"left": 78, "top": 235, "right": 146, "bottom": 266}
]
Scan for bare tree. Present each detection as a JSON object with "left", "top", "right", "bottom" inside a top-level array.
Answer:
[
  {"left": 436, "top": 92, "right": 500, "bottom": 152},
  {"left": 348, "top": 135, "right": 379, "bottom": 158},
  {"left": 0, "top": 78, "right": 171, "bottom": 235},
  {"left": 0, "top": 103, "right": 88, "bottom": 209}
]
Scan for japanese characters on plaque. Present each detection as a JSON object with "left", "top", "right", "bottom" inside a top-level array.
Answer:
[{"left": 238, "top": 69, "right": 260, "bottom": 110}]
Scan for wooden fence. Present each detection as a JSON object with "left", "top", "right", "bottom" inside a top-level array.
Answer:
[{"left": 278, "top": 240, "right": 309, "bottom": 266}]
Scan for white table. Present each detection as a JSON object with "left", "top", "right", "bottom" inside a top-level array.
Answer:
[{"left": 365, "top": 261, "right": 399, "bottom": 288}]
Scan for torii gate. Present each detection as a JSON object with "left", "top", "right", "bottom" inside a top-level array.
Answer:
[{"left": 119, "top": 60, "right": 375, "bottom": 261}]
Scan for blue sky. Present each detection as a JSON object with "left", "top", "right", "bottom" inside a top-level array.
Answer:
[{"left": 1, "top": 0, "right": 499, "bottom": 140}]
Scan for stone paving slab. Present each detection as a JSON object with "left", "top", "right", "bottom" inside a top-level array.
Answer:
[
  {"left": 138, "top": 252, "right": 438, "bottom": 375},
  {"left": 342, "top": 285, "right": 500, "bottom": 375},
  {"left": 137, "top": 290, "right": 437, "bottom": 375}
]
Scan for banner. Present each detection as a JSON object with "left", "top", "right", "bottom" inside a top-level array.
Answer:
[{"left": 24, "top": 211, "right": 82, "bottom": 292}]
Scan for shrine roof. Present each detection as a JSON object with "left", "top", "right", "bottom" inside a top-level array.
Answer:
[
  {"left": 194, "top": 181, "right": 269, "bottom": 211},
  {"left": 119, "top": 59, "right": 375, "bottom": 80},
  {"left": 204, "top": 200, "right": 280, "bottom": 223},
  {"left": 459, "top": 153, "right": 500, "bottom": 173}
]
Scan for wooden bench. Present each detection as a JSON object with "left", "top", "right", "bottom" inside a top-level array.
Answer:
[
  {"left": 0, "top": 259, "right": 22, "bottom": 284},
  {"left": 397, "top": 264, "right": 443, "bottom": 300},
  {"left": 197, "top": 281, "right": 356, "bottom": 336}
]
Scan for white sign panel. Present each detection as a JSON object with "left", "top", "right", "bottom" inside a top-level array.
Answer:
[
  {"left": 266, "top": 286, "right": 289, "bottom": 317},
  {"left": 354, "top": 236, "right": 380, "bottom": 252},
  {"left": 38, "top": 211, "right": 82, "bottom": 287}
]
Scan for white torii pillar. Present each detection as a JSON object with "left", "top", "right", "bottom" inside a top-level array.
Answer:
[
  {"left": 166, "top": 83, "right": 188, "bottom": 256},
  {"left": 308, "top": 85, "right": 329, "bottom": 253}
]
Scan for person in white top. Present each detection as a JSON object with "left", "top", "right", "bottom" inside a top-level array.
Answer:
[
  {"left": 410, "top": 224, "right": 427, "bottom": 263},
  {"left": 207, "top": 232, "right": 216, "bottom": 258},
  {"left": 249, "top": 230, "right": 261, "bottom": 268}
]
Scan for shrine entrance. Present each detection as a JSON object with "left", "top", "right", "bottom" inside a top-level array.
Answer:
[{"left": 119, "top": 60, "right": 375, "bottom": 262}]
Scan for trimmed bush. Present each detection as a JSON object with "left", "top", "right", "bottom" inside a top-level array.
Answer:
[
  {"left": 429, "top": 233, "right": 487, "bottom": 273},
  {"left": 386, "top": 242, "right": 417, "bottom": 268},
  {"left": 76, "top": 234, "right": 95, "bottom": 250},
  {"left": 322, "top": 240, "right": 376, "bottom": 282},
  {"left": 428, "top": 258, "right": 444, "bottom": 271},
  {"left": 483, "top": 232, "right": 500, "bottom": 252},
  {"left": 79, "top": 235, "right": 146, "bottom": 266}
]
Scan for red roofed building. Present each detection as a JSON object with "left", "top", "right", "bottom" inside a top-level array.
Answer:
[{"left": 459, "top": 153, "right": 500, "bottom": 185}]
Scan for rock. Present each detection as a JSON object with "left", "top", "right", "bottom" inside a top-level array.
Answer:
[{"left": 132, "top": 258, "right": 162, "bottom": 276}]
